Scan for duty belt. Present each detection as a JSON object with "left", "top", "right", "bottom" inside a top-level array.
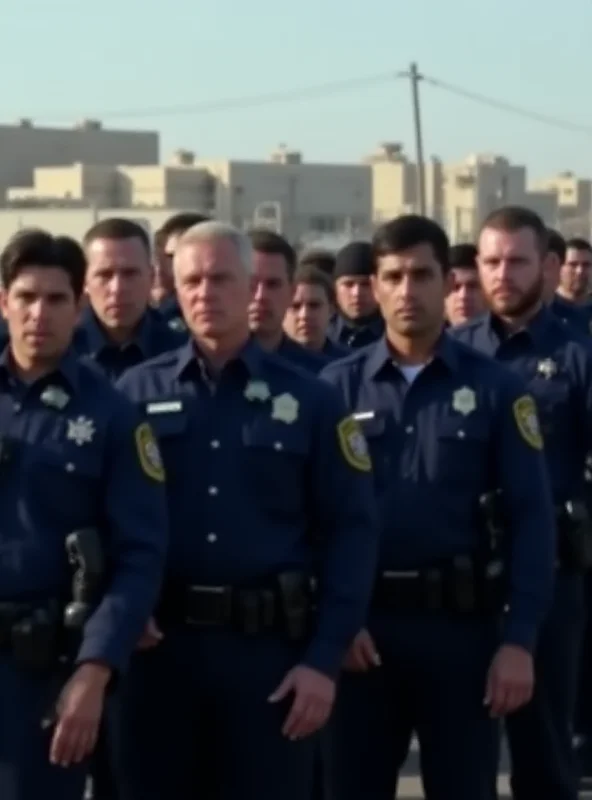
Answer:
[
  {"left": 372, "top": 555, "right": 506, "bottom": 615},
  {"left": 0, "top": 599, "right": 63, "bottom": 671},
  {"left": 159, "top": 571, "right": 314, "bottom": 639}
]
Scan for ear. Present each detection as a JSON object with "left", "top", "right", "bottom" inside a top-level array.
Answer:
[{"left": 370, "top": 273, "right": 379, "bottom": 305}]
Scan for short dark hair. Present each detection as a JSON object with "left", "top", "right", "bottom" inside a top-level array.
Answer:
[
  {"left": 565, "top": 237, "right": 592, "bottom": 254},
  {"left": 546, "top": 229, "right": 566, "bottom": 262},
  {"left": 299, "top": 249, "right": 336, "bottom": 277},
  {"left": 83, "top": 217, "right": 150, "bottom": 254},
  {"left": 248, "top": 229, "right": 296, "bottom": 279},
  {"left": 449, "top": 243, "right": 477, "bottom": 270},
  {"left": 158, "top": 212, "right": 211, "bottom": 244},
  {"left": 372, "top": 215, "right": 450, "bottom": 273},
  {"left": 293, "top": 264, "right": 335, "bottom": 305},
  {"left": 0, "top": 229, "right": 86, "bottom": 298},
  {"left": 480, "top": 206, "right": 548, "bottom": 255}
]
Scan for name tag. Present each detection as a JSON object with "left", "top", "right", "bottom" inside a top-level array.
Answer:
[
  {"left": 146, "top": 401, "right": 183, "bottom": 415},
  {"left": 353, "top": 411, "right": 375, "bottom": 421}
]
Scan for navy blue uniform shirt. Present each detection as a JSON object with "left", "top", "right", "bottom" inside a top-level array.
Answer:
[
  {"left": 550, "top": 295, "right": 592, "bottom": 337},
  {"left": 450, "top": 306, "right": 592, "bottom": 505},
  {"left": 320, "top": 333, "right": 555, "bottom": 652},
  {"left": 275, "top": 334, "right": 330, "bottom": 374},
  {"left": 0, "top": 347, "right": 168, "bottom": 672},
  {"left": 74, "top": 306, "right": 186, "bottom": 381},
  {"left": 322, "top": 338, "right": 351, "bottom": 361},
  {"left": 155, "top": 294, "right": 187, "bottom": 333},
  {"left": 328, "top": 313, "right": 384, "bottom": 350},
  {"left": 117, "top": 337, "right": 378, "bottom": 678}
]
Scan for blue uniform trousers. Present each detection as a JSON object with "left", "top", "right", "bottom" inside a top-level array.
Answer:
[
  {"left": 506, "top": 572, "right": 584, "bottom": 800},
  {"left": 324, "top": 612, "right": 500, "bottom": 800},
  {"left": 0, "top": 655, "right": 88, "bottom": 800},
  {"left": 113, "top": 627, "right": 317, "bottom": 800}
]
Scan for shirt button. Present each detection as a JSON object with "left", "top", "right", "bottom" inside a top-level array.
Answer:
[
  {"left": 206, "top": 533, "right": 217, "bottom": 543},
  {"left": 457, "top": 430, "right": 466, "bottom": 439},
  {"left": 208, "top": 486, "right": 219, "bottom": 496},
  {"left": 405, "top": 425, "right": 414, "bottom": 434},
  {"left": 274, "top": 442, "right": 284, "bottom": 451},
  {"left": 210, "top": 440, "right": 220, "bottom": 449},
  {"left": 65, "top": 463, "right": 75, "bottom": 472},
  {"left": 13, "top": 403, "right": 21, "bottom": 412}
]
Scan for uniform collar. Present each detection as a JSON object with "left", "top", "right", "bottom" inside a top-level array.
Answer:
[
  {"left": 365, "top": 329, "right": 459, "bottom": 380},
  {"left": 174, "top": 335, "right": 266, "bottom": 381},
  {"left": 0, "top": 344, "right": 80, "bottom": 394},
  {"left": 486, "top": 304, "right": 553, "bottom": 349},
  {"left": 80, "top": 306, "right": 153, "bottom": 358}
]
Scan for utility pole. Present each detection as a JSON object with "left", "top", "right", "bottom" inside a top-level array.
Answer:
[{"left": 406, "top": 62, "right": 426, "bottom": 215}]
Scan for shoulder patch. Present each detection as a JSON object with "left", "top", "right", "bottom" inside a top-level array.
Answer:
[
  {"left": 337, "top": 416, "right": 372, "bottom": 472},
  {"left": 512, "top": 395, "right": 543, "bottom": 450},
  {"left": 134, "top": 422, "right": 165, "bottom": 482}
]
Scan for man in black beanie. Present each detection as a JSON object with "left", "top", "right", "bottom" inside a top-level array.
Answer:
[{"left": 328, "top": 241, "right": 384, "bottom": 349}]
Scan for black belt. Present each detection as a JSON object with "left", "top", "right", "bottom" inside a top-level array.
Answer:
[
  {"left": 0, "top": 599, "right": 63, "bottom": 671},
  {"left": 372, "top": 555, "right": 505, "bottom": 615},
  {"left": 159, "top": 572, "right": 314, "bottom": 638}
]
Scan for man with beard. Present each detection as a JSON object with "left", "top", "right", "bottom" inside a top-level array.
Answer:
[
  {"left": 320, "top": 214, "right": 555, "bottom": 800},
  {"left": 450, "top": 206, "right": 592, "bottom": 800}
]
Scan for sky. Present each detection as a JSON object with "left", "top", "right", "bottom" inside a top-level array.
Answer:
[{"left": 2, "top": 0, "right": 591, "bottom": 182}]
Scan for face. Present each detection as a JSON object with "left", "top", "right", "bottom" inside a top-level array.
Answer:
[
  {"left": 284, "top": 282, "right": 331, "bottom": 349},
  {"left": 1, "top": 267, "right": 81, "bottom": 364},
  {"left": 372, "top": 243, "right": 447, "bottom": 338},
  {"left": 542, "top": 251, "right": 562, "bottom": 303},
  {"left": 174, "top": 238, "right": 250, "bottom": 340},
  {"left": 560, "top": 246, "right": 592, "bottom": 300},
  {"left": 478, "top": 227, "right": 543, "bottom": 317},
  {"left": 248, "top": 252, "right": 293, "bottom": 337},
  {"left": 445, "top": 267, "right": 485, "bottom": 326},
  {"left": 334, "top": 275, "right": 376, "bottom": 320},
  {"left": 85, "top": 237, "right": 153, "bottom": 331}
]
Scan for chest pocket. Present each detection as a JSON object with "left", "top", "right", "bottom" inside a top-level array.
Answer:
[
  {"left": 242, "top": 425, "right": 309, "bottom": 516},
  {"left": 145, "top": 409, "right": 189, "bottom": 475},
  {"left": 528, "top": 378, "right": 570, "bottom": 435},
  {"left": 436, "top": 414, "right": 490, "bottom": 487},
  {"left": 357, "top": 414, "right": 390, "bottom": 490},
  {"left": 31, "top": 442, "right": 103, "bottom": 519}
]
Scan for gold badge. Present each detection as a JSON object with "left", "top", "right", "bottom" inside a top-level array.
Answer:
[
  {"left": 337, "top": 417, "right": 372, "bottom": 472},
  {"left": 537, "top": 359, "right": 557, "bottom": 379},
  {"left": 512, "top": 395, "right": 543, "bottom": 450},
  {"left": 135, "top": 423, "right": 165, "bottom": 482},
  {"left": 452, "top": 386, "right": 476, "bottom": 416},
  {"left": 271, "top": 393, "right": 299, "bottom": 424}
]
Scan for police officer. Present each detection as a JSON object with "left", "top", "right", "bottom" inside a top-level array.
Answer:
[
  {"left": 553, "top": 237, "right": 592, "bottom": 334},
  {"left": 321, "top": 214, "right": 556, "bottom": 800},
  {"left": 152, "top": 212, "right": 210, "bottom": 330},
  {"left": 248, "top": 229, "right": 330, "bottom": 373},
  {"left": 283, "top": 265, "right": 350, "bottom": 361},
  {"left": 0, "top": 229, "right": 168, "bottom": 800},
  {"left": 450, "top": 206, "right": 592, "bottom": 800},
  {"left": 76, "top": 218, "right": 185, "bottom": 381},
  {"left": 115, "top": 220, "right": 378, "bottom": 800},
  {"left": 445, "top": 243, "right": 486, "bottom": 326},
  {"left": 327, "top": 241, "right": 384, "bottom": 348}
]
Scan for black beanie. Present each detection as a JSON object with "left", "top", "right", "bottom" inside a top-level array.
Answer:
[{"left": 333, "top": 241, "right": 374, "bottom": 279}]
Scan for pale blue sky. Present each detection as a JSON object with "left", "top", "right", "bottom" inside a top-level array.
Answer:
[{"left": 2, "top": 0, "right": 591, "bottom": 180}]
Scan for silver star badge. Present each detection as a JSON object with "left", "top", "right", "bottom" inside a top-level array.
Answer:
[{"left": 67, "top": 416, "right": 96, "bottom": 446}]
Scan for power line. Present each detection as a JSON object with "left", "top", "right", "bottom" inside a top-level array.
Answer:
[
  {"left": 31, "top": 71, "right": 404, "bottom": 122},
  {"left": 422, "top": 74, "right": 592, "bottom": 137}
]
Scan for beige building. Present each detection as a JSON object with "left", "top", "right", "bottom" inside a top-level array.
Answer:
[
  {"left": 530, "top": 171, "right": 592, "bottom": 237},
  {"left": 4, "top": 145, "right": 373, "bottom": 244},
  {"left": 365, "top": 143, "right": 444, "bottom": 224},
  {"left": 0, "top": 119, "right": 158, "bottom": 206}
]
